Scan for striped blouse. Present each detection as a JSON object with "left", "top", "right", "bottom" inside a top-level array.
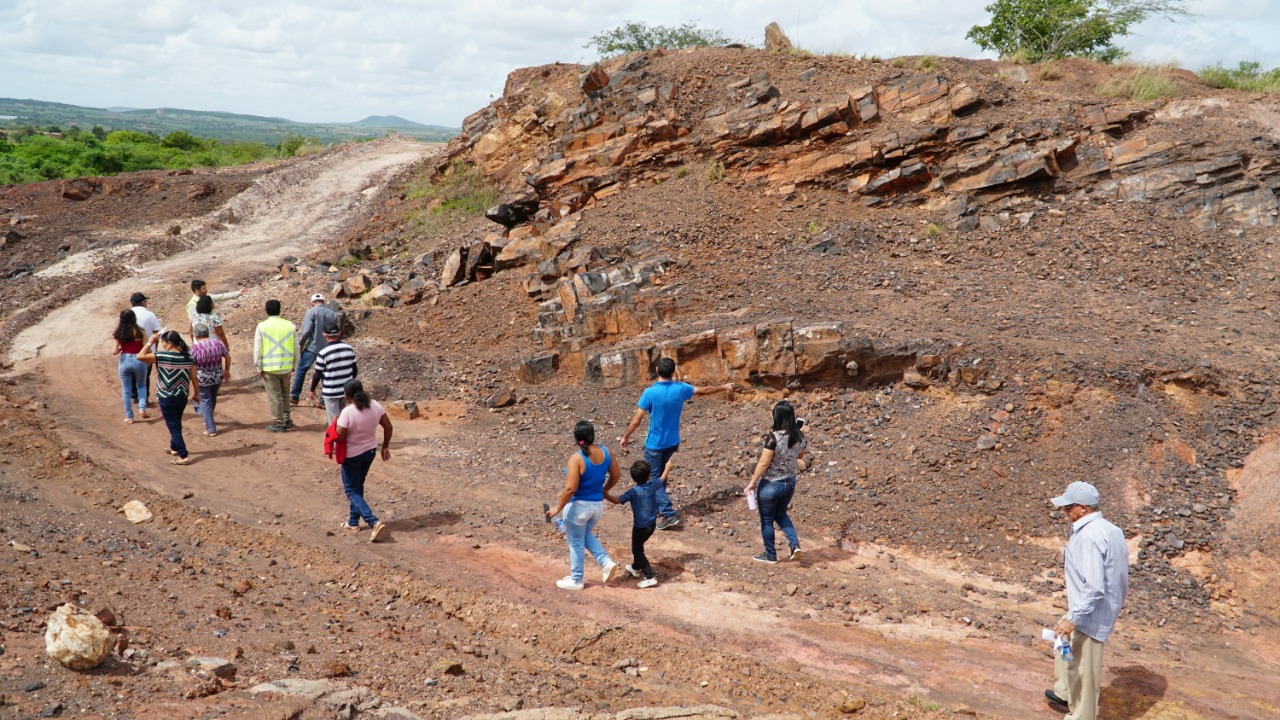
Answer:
[
  {"left": 1063, "top": 512, "right": 1130, "bottom": 643},
  {"left": 155, "top": 350, "right": 195, "bottom": 399}
]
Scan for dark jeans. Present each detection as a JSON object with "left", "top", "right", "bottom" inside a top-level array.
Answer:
[
  {"left": 643, "top": 444, "right": 679, "bottom": 518},
  {"left": 341, "top": 449, "right": 379, "bottom": 527},
  {"left": 290, "top": 348, "right": 318, "bottom": 401},
  {"left": 757, "top": 477, "right": 799, "bottom": 560},
  {"left": 631, "top": 523, "right": 657, "bottom": 579},
  {"left": 158, "top": 395, "right": 189, "bottom": 459}
]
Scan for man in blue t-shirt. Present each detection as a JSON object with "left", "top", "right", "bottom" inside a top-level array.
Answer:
[{"left": 621, "top": 357, "right": 734, "bottom": 529}]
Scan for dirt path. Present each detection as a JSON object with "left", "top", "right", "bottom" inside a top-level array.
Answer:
[{"left": 4, "top": 137, "right": 1278, "bottom": 720}]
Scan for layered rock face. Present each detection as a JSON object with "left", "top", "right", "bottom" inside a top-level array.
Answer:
[{"left": 426, "top": 49, "right": 1280, "bottom": 386}]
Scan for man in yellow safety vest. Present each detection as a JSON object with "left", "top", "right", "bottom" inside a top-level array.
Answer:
[{"left": 253, "top": 299, "right": 298, "bottom": 432}]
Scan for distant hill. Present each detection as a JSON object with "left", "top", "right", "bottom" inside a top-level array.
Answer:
[
  {"left": 350, "top": 115, "right": 429, "bottom": 129},
  {"left": 0, "top": 98, "right": 457, "bottom": 144}
]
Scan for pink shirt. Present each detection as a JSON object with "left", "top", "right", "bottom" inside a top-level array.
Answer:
[{"left": 337, "top": 400, "right": 385, "bottom": 457}]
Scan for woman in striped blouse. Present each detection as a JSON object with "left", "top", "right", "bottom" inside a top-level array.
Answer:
[{"left": 139, "top": 330, "right": 198, "bottom": 465}]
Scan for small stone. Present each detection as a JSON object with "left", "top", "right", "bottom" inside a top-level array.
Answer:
[
  {"left": 785, "top": 584, "right": 799, "bottom": 596},
  {"left": 41, "top": 703, "right": 63, "bottom": 718},
  {"left": 485, "top": 389, "right": 515, "bottom": 409},
  {"left": 119, "top": 500, "right": 153, "bottom": 524},
  {"left": 324, "top": 660, "right": 352, "bottom": 678},
  {"left": 432, "top": 660, "right": 464, "bottom": 676},
  {"left": 839, "top": 697, "right": 866, "bottom": 713},
  {"left": 25, "top": 681, "right": 46, "bottom": 692}
]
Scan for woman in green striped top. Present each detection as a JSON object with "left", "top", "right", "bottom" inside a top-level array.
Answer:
[{"left": 139, "top": 330, "right": 198, "bottom": 465}]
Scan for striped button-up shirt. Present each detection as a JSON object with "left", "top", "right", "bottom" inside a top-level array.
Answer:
[{"left": 1064, "top": 512, "right": 1129, "bottom": 642}]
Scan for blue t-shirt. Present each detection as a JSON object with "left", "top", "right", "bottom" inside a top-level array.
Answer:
[
  {"left": 619, "top": 482, "right": 659, "bottom": 528},
  {"left": 638, "top": 381, "right": 695, "bottom": 450}
]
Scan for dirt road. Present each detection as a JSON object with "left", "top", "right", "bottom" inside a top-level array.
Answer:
[{"left": 3, "top": 134, "right": 1277, "bottom": 720}]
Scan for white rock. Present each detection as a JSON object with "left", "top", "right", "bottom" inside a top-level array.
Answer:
[
  {"left": 120, "top": 500, "right": 153, "bottom": 524},
  {"left": 45, "top": 604, "right": 113, "bottom": 670}
]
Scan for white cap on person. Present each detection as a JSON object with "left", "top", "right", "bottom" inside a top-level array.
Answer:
[
  {"left": 1051, "top": 481, "right": 1100, "bottom": 507},
  {"left": 310, "top": 293, "right": 325, "bottom": 302}
]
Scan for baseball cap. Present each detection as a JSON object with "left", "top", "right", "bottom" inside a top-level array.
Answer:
[
  {"left": 1051, "top": 481, "right": 1099, "bottom": 507},
  {"left": 322, "top": 320, "right": 341, "bottom": 336},
  {"left": 130, "top": 292, "right": 148, "bottom": 305},
  {"left": 311, "top": 293, "right": 325, "bottom": 302}
]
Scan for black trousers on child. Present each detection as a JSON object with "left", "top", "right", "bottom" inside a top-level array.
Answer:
[{"left": 631, "top": 522, "right": 656, "bottom": 580}]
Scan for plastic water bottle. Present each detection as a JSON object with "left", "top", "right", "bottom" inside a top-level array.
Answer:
[{"left": 1058, "top": 639, "right": 1074, "bottom": 663}]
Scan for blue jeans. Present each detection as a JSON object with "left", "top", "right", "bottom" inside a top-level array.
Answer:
[
  {"left": 563, "top": 500, "right": 612, "bottom": 583},
  {"left": 158, "top": 395, "right": 189, "bottom": 459},
  {"left": 643, "top": 444, "right": 679, "bottom": 518},
  {"left": 757, "top": 477, "right": 799, "bottom": 560},
  {"left": 198, "top": 383, "right": 221, "bottom": 434},
  {"left": 118, "top": 354, "right": 147, "bottom": 419},
  {"left": 290, "top": 348, "right": 318, "bottom": 401},
  {"left": 341, "top": 449, "right": 379, "bottom": 527}
]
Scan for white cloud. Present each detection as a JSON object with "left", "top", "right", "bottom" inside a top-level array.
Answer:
[{"left": 0, "top": 0, "right": 1275, "bottom": 127}]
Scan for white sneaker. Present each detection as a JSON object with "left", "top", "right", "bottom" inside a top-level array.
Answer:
[
  {"left": 556, "top": 576, "right": 584, "bottom": 591},
  {"left": 625, "top": 564, "right": 640, "bottom": 578},
  {"left": 602, "top": 561, "right": 621, "bottom": 583},
  {"left": 637, "top": 578, "right": 658, "bottom": 588}
]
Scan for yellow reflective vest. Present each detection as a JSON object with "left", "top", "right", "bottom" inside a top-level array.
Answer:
[{"left": 256, "top": 316, "right": 297, "bottom": 373}]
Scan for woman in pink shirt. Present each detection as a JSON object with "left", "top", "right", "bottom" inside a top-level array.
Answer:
[{"left": 335, "top": 379, "right": 393, "bottom": 542}]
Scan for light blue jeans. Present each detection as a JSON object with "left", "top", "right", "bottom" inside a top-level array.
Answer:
[
  {"left": 563, "top": 500, "right": 612, "bottom": 583},
  {"left": 118, "top": 354, "right": 147, "bottom": 420}
]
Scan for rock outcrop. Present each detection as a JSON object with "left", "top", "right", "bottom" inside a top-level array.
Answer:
[{"left": 421, "top": 49, "right": 1280, "bottom": 387}]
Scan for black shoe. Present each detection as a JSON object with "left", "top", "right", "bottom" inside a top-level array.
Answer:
[
  {"left": 284, "top": 419, "right": 295, "bottom": 430},
  {"left": 266, "top": 424, "right": 286, "bottom": 432},
  {"left": 1044, "top": 690, "right": 1068, "bottom": 708},
  {"left": 752, "top": 553, "right": 777, "bottom": 564}
]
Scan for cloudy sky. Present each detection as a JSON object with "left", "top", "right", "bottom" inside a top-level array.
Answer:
[{"left": 1, "top": 0, "right": 1276, "bottom": 127}]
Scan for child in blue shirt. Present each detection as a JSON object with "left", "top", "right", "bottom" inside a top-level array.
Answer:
[{"left": 606, "top": 460, "right": 662, "bottom": 587}]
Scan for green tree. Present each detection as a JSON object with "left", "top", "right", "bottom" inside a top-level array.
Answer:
[
  {"left": 161, "top": 130, "right": 205, "bottom": 151},
  {"left": 586, "top": 21, "right": 738, "bottom": 56},
  {"left": 967, "top": 0, "right": 1188, "bottom": 63}
]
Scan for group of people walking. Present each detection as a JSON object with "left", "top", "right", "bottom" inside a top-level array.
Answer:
[
  {"left": 108, "top": 281, "right": 1129, "bottom": 720},
  {"left": 546, "top": 357, "right": 807, "bottom": 590},
  {"left": 109, "top": 282, "right": 389, "bottom": 542}
]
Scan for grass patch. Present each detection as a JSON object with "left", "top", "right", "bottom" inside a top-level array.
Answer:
[
  {"left": 1003, "top": 48, "right": 1035, "bottom": 65},
  {"left": 890, "top": 57, "right": 910, "bottom": 69},
  {"left": 1037, "top": 62, "right": 1063, "bottom": 81},
  {"left": 404, "top": 160, "right": 498, "bottom": 237},
  {"left": 674, "top": 165, "right": 689, "bottom": 179},
  {"left": 1199, "top": 61, "right": 1280, "bottom": 92},
  {"left": 917, "top": 55, "right": 940, "bottom": 72},
  {"left": 925, "top": 222, "right": 942, "bottom": 238},
  {"left": 807, "top": 220, "right": 827, "bottom": 235},
  {"left": 705, "top": 159, "right": 727, "bottom": 183},
  {"left": 906, "top": 694, "right": 941, "bottom": 711},
  {"left": 1098, "top": 64, "right": 1179, "bottom": 101}
]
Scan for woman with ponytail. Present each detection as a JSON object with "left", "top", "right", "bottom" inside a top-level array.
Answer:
[
  {"left": 545, "top": 420, "right": 622, "bottom": 590},
  {"left": 139, "top": 329, "right": 197, "bottom": 465},
  {"left": 744, "top": 400, "right": 807, "bottom": 564},
  {"left": 335, "top": 379, "right": 393, "bottom": 542},
  {"left": 112, "top": 309, "right": 149, "bottom": 423}
]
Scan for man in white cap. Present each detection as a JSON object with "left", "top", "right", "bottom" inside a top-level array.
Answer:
[
  {"left": 1045, "top": 480, "right": 1129, "bottom": 720},
  {"left": 292, "top": 293, "right": 338, "bottom": 405}
]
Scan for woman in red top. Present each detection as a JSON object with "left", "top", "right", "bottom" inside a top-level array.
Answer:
[{"left": 113, "top": 309, "right": 149, "bottom": 423}]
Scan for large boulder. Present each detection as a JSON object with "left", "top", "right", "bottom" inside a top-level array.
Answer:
[{"left": 45, "top": 604, "right": 114, "bottom": 670}]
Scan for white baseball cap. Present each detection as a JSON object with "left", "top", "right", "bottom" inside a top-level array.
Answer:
[
  {"left": 310, "top": 293, "right": 325, "bottom": 302},
  {"left": 1051, "top": 481, "right": 1100, "bottom": 507}
]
